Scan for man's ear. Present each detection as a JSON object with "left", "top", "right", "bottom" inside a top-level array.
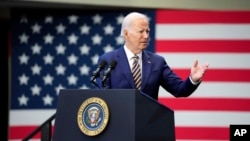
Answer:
[{"left": 123, "top": 29, "right": 128, "bottom": 37}]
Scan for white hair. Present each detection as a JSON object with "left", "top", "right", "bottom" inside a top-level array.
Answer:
[{"left": 120, "top": 12, "right": 149, "bottom": 36}]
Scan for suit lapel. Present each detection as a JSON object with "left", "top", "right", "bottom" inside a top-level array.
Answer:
[
  {"left": 116, "top": 47, "right": 135, "bottom": 88},
  {"left": 141, "top": 51, "right": 151, "bottom": 90}
]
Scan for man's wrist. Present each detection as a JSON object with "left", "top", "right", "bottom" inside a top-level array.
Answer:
[{"left": 189, "top": 76, "right": 201, "bottom": 85}]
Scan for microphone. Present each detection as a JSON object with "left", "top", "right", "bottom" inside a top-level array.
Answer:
[
  {"left": 90, "top": 60, "right": 107, "bottom": 84},
  {"left": 102, "top": 60, "right": 117, "bottom": 87}
]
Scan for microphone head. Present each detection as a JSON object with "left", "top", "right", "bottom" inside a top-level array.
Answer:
[
  {"left": 99, "top": 60, "right": 107, "bottom": 68},
  {"left": 109, "top": 60, "right": 117, "bottom": 69}
]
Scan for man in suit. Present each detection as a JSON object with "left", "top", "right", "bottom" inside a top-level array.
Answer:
[{"left": 96, "top": 12, "right": 209, "bottom": 100}]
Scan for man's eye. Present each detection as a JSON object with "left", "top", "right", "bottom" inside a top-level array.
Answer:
[{"left": 138, "top": 30, "right": 149, "bottom": 34}]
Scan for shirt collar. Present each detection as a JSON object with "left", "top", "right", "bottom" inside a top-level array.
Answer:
[{"left": 124, "top": 45, "right": 142, "bottom": 60}]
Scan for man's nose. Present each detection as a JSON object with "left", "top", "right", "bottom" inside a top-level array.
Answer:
[{"left": 143, "top": 31, "right": 149, "bottom": 38}]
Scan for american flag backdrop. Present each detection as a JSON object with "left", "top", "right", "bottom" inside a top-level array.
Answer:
[{"left": 9, "top": 8, "right": 250, "bottom": 141}]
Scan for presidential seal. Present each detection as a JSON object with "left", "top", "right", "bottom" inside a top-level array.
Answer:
[{"left": 77, "top": 97, "right": 109, "bottom": 136}]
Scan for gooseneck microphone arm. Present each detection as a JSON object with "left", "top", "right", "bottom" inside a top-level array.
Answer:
[
  {"left": 90, "top": 60, "right": 107, "bottom": 89},
  {"left": 102, "top": 60, "right": 117, "bottom": 88}
]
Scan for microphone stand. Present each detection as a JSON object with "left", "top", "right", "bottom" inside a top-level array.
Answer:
[
  {"left": 101, "top": 79, "right": 107, "bottom": 89},
  {"left": 90, "top": 72, "right": 102, "bottom": 89},
  {"left": 101, "top": 60, "right": 117, "bottom": 89},
  {"left": 91, "top": 79, "right": 101, "bottom": 89}
]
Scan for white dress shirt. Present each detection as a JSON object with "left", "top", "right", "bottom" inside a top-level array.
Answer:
[{"left": 124, "top": 45, "right": 142, "bottom": 72}]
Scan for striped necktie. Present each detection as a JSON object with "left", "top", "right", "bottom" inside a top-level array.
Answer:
[{"left": 132, "top": 55, "right": 141, "bottom": 90}]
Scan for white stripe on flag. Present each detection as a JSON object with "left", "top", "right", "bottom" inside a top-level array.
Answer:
[
  {"left": 175, "top": 111, "right": 250, "bottom": 127},
  {"left": 156, "top": 24, "right": 250, "bottom": 39},
  {"left": 157, "top": 53, "right": 250, "bottom": 69},
  {"left": 9, "top": 110, "right": 56, "bottom": 126},
  {"left": 159, "top": 82, "right": 250, "bottom": 98}
]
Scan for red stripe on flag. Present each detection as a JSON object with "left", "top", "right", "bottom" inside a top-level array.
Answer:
[
  {"left": 9, "top": 126, "right": 55, "bottom": 140},
  {"left": 176, "top": 127, "right": 229, "bottom": 140},
  {"left": 173, "top": 69, "right": 250, "bottom": 82},
  {"left": 156, "top": 40, "right": 250, "bottom": 53},
  {"left": 9, "top": 126, "right": 41, "bottom": 139},
  {"left": 156, "top": 10, "right": 250, "bottom": 23},
  {"left": 159, "top": 98, "right": 250, "bottom": 111}
]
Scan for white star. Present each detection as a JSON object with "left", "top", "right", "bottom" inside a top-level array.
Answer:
[
  {"left": 18, "top": 94, "right": 29, "bottom": 106},
  {"left": 45, "top": 16, "right": 53, "bottom": 23},
  {"left": 91, "top": 34, "right": 102, "bottom": 45},
  {"left": 92, "top": 14, "right": 102, "bottom": 24},
  {"left": 31, "top": 64, "right": 42, "bottom": 75},
  {"left": 68, "top": 33, "right": 78, "bottom": 45},
  {"left": 31, "top": 23, "right": 42, "bottom": 34},
  {"left": 31, "top": 43, "right": 42, "bottom": 54},
  {"left": 79, "top": 44, "right": 90, "bottom": 55},
  {"left": 20, "top": 15, "right": 28, "bottom": 23},
  {"left": 91, "top": 54, "right": 99, "bottom": 65},
  {"left": 67, "top": 54, "right": 78, "bottom": 65},
  {"left": 103, "top": 44, "right": 114, "bottom": 53},
  {"left": 68, "top": 15, "right": 78, "bottom": 24},
  {"left": 55, "top": 64, "right": 66, "bottom": 75},
  {"left": 79, "top": 64, "right": 90, "bottom": 76},
  {"left": 44, "top": 33, "right": 54, "bottom": 44},
  {"left": 79, "top": 84, "right": 89, "bottom": 89},
  {"left": 43, "top": 74, "right": 54, "bottom": 85},
  {"left": 43, "top": 53, "right": 54, "bottom": 65},
  {"left": 67, "top": 74, "right": 78, "bottom": 85},
  {"left": 42, "top": 94, "right": 54, "bottom": 106},
  {"left": 18, "top": 74, "right": 29, "bottom": 85},
  {"left": 115, "top": 36, "right": 124, "bottom": 45},
  {"left": 55, "top": 44, "right": 66, "bottom": 55},
  {"left": 30, "top": 84, "right": 41, "bottom": 96},
  {"left": 19, "top": 53, "right": 29, "bottom": 65},
  {"left": 19, "top": 33, "right": 29, "bottom": 44},
  {"left": 116, "top": 14, "right": 124, "bottom": 25},
  {"left": 55, "top": 84, "right": 65, "bottom": 95},
  {"left": 103, "top": 24, "right": 114, "bottom": 35},
  {"left": 80, "top": 24, "right": 90, "bottom": 34},
  {"left": 56, "top": 23, "right": 66, "bottom": 34}
]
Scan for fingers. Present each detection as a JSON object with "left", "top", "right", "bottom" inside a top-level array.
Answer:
[
  {"left": 202, "top": 63, "right": 209, "bottom": 70},
  {"left": 193, "top": 59, "right": 198, "bottom": 68}
]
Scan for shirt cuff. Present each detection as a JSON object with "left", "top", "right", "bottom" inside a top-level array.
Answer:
[{"left": 189, "top": 76, "right": 201, "bottom": 85}]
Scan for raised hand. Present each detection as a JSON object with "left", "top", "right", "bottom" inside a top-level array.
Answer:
[{"left": 190, "top": 59, "right": 209, "bottom": 83}]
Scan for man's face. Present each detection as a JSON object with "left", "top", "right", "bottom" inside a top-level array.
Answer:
[{"left": 124, "top": 18, "right": 150, "bottom": 53}]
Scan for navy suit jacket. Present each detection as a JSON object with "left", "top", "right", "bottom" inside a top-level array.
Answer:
[{"left": 96, "top": 47, "right": 199, "bottom": 100}]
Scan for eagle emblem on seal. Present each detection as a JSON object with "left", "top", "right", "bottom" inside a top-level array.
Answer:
[{"left": 87, "top": 107, "right": 101, "bottom": 127}]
